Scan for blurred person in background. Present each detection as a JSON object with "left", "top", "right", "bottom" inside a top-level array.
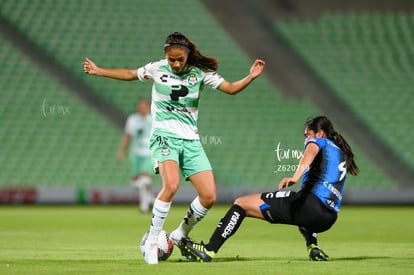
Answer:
[
  {"left": 183, "top": 116, "right": 359, "bottom": 262},
  {"left": 118, "top": 98, "right": 154, "bottom": 214},
  {"left": 83, "top": 31, "right": 265, "bottom": 264}
]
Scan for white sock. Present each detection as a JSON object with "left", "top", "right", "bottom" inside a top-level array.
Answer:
[
  {"left": 135, "top": 176, "right": 153, "bottom": 213},
  {"left": 133, "top": 175, "right": 152, "bottom": 189},
  {"left": 148, "top": 198, "right": 171, "bottom": 241},
  {"left": 173, "top": 196, "right": 209, "bottom": 238}
]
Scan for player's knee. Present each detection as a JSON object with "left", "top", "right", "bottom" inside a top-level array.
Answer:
[
  {"left": 234, "top": 197, "right": 247, "bottom": 208},
  {"left": 162, "top": 181, "right": 180, "bottom": 195}
]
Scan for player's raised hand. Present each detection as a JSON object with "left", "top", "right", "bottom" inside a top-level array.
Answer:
[
  {"left": 249, "top": 59, "right": 265, "bottom": 79},
  {"left": 83, "top": 58, "right": 98, "bottom": 75}
]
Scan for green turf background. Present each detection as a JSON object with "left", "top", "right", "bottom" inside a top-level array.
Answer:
[{"left": 1, "top": 205, "right": 413, "bottom": 274}]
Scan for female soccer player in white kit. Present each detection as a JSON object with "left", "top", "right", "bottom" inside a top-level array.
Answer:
[
  {"left": 118, "top": 99, "right": 154, "bottom": 213},
  {"left": 83, "top": 32, "right": 265, "bottom": 264}
]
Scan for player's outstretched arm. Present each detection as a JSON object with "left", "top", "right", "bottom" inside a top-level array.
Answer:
[
  {"left": 278, "top": 142, "right": 320, "bottom": 190},
  {"left": 82, "top": 58, "right": 138, "bottom": 81},
  {"left": 218, "top": 59, "right": 265, "bottom": 95}
]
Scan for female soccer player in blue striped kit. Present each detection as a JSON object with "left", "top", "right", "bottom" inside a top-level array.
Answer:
[
  {"left": 83, "top": 32, "right": 265, "bottom": 264},
  {"left": 183, "top": 116, "right": 359, "bottom": 262}
]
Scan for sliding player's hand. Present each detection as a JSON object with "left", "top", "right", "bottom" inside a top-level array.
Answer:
[{"left": 278, "top": 177, "right": 296, "bottom": 190}]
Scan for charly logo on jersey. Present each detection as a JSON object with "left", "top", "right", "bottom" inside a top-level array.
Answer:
[
  {"left": 160, "top": 74, "right": 168, "bottom": 83},
  {"left": 187, "top": 73, "right": 197, "bottom": 85}
]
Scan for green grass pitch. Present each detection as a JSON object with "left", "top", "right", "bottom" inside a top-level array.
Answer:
[{"left": 1, "top": 205, "right": 413, "bottom": 274}]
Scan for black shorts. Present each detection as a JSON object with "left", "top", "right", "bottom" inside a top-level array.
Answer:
[{"left": 259, "top": 190, "right": 337, "bottom": 233}]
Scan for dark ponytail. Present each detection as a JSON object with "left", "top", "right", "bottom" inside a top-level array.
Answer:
[
  {"left": 304, "top": 116, "right": 359, "bottom": 176},
  {"left": 164, "top": 32, "right": 218, "bottom": 72}
]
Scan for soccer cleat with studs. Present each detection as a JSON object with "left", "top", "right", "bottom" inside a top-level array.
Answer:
[
  {"left": 182, "top": 238, "right": 215, "bottom": 262},
  {"left": 307, "top": 244, "right": 329, "bottom": 261}
]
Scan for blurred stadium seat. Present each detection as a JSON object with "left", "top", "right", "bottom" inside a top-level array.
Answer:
[
  {"left": 276, "top": 12, "right": 414, "bottom": 171},
  {"left": 0, "top": 34, "right": 129, "bottom": 187}
]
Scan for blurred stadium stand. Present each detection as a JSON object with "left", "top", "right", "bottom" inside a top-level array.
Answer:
[
  {"left": 0, "top": 0, "right": 413, "bottom": 204},
  {"left": 276, "top": 13, "right": 414, "bottom": 170}
]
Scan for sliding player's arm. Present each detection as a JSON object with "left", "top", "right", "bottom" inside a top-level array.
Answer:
[{"left": 278, "top": 142, "right": 320, "bottom": 189}]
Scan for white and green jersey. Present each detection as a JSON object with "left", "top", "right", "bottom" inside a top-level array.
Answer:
[
  {"left": 137, "top": 59, "right": 224, "bottom": 140},
  {"left": 125, "top": 113, "right": 151, "bottom": 156}
]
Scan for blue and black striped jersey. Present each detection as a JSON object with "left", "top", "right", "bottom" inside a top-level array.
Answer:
[{"left": 301, "top": 138, "right": 347, "bottom": 213}]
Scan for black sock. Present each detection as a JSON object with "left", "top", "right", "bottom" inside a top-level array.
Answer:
[
  {"left": 205, "top": 204, "right": 246, "bottom": 253},
  {"left": 299, "top": 227, "right": 318, "bottom": 247}
]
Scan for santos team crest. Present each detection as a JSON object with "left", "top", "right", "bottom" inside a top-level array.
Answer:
[
  {"left": 161, "top": 145, "right": 170, "bottom": 156},
  {"left": 188, "top": 73, "right": 197, "bottom": 85}
]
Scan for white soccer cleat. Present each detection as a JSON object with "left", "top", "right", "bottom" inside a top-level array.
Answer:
[
  {"left": 144, "top": 239, "right": 159, "bottom": 264},
  {"left": 169, "top": 230, "right": 182, "bottom": 246}
]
